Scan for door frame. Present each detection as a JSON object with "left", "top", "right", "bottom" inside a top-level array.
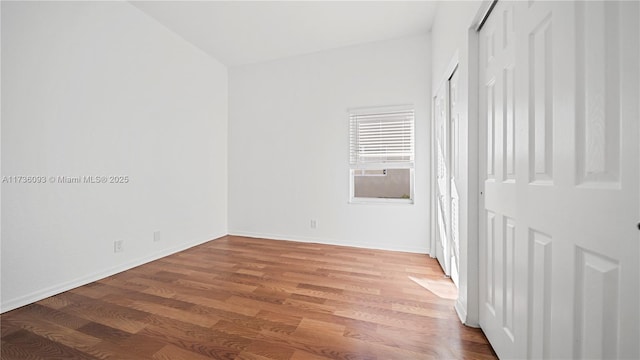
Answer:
[
  {"left": 428, "top": 0, "right": 497, "bottom": 328},
  {"left": 456, "top": 0, "right": 494, "bottom": 328}
]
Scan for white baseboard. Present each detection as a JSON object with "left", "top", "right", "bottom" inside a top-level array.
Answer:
[
  {"left": 455, "top": 297, "right": 480, "bottom": 328},
  {"left": 0, "top": 233, "right": 226, "bottom": 313},
  {"left": 228, "top": 230, "right": 428, "bottom": 254}
]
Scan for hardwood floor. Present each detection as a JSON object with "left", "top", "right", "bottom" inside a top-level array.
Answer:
[{"left": 1, "top": 236, "right": 497, "bottom": 359}]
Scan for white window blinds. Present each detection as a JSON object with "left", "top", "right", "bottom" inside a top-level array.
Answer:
[{"left": 349, "top": 108, "right": 415, "bottom": 167}]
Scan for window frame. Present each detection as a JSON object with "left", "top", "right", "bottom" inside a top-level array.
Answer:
[{"left": 348, "top": 105, "right": 415, "bottom": 205}]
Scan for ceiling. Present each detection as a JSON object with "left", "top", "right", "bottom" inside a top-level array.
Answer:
[{"left": 130, "top": 1, "right": 439, "bottom": 67}]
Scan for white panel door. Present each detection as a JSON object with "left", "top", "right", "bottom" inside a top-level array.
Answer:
[
  {"left": 449, "top": 69, "right": 461, "bottom": 286},
  {"left": 434, "top": 68, "right": 462, "bottom": 283},
  {"left": 479, "top": 1, "right": 639, "bottom": 359},
  {"left": 434, "top": 84, "right": 451, "bottom": 276},
  {"left": 479, "top": 2, "right": 521, "bottom": 355}
]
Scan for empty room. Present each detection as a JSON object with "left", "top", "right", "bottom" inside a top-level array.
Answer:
[{"left": 1, "top": 1, "right": 638, "bottom": 359}]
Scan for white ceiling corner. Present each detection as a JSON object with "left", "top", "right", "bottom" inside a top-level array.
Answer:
[{"left": 130, "top": 1, "right": 438, "bottom": 67}]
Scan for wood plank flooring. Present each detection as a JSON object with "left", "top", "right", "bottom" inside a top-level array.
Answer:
[{"left": 1, "top": 236, "right": 497, "bottom": 359}]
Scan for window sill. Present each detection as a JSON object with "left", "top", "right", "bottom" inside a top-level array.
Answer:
[{"left": 349, "top": 197, "right": 414, "bottom": 205}]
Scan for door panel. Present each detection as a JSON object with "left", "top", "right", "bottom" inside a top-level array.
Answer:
[
  {"left": 434, "top": 69, "right": 461, "bottom": 282},
  {"left": 434, "top": 85, "right": 449, "bottom": 275},
  {"left": 479, "top": 1, "right": 639, "bottom": 359},
  {"left": 449, "top": 69, "right": 461, "bottom": 285},
  {"left": 479, "top": 1, "right": 520, "bottom": 356}
]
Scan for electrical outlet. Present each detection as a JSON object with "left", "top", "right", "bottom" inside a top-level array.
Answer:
[
  {"left": 114, "top": 240, "right": 124, "bottom": 253},
  {"left": 153, "top": 230, "right": 161, "bottom": 242},
  {"left": 310, "top": 219, "right": 317, "bottom": 229}
]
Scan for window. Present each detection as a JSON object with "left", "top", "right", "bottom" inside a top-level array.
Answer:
[{"left": 349, "top": 105, "right": 415, "bottom": 203}]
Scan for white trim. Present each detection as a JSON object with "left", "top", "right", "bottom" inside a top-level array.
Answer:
[
  {"left": 455, "top": 298, "right": 480, "bottom": 328},
  {"left": 347, "top": 104, "right": 414, "bottom": 116},
  {"left": 466, "top": 1, "right": 486, "bottom": 329},
  {"left": 0, "top": 233, "right": 227, "bottom": 313},
  {"left": 429, "top": 95, "right": 437, "bottom": 259},
  {"left": 475, "top": 0, "right": 498, "bottom": 31},
  {"left": 351, "top": 162, "right": 415, "bottom": 170},
  {"left": 228, "top": 230, "right": 429, "bottom": 255},
  {"left": 349, "top": 197, "right": 414, "bottom": 205},
  {"left": 433, "top": 51, "right": 460, "bottom": 95}
]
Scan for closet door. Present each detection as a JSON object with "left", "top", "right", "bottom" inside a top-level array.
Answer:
[
  {"left": 479, "top": 1, "right": 639, "bottom": 358},
  {"left": 434, "top": 82, "right": 451, "bottom": 277},
  {"left": 449, "top": 69, "right": 461, "bottom": 285},
  {"left": 433, "top": 68, "right": 461, "bottom": 284},
  {"left": 478, "top": 2, "right": 521, "bottom": 356}
]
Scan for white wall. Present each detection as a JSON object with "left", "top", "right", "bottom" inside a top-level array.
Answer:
[
  {"left": 432, "top": 1, "right": 483, "bottom": 88},
  {"left": 228, "top": 35, "right": 431, "bottom": 253},
  {"left": 1, "top": 1, "right": 228, "bottom": 312},
  {"left": 431, "top": 1, "right": 484, "bottom": 326}
]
